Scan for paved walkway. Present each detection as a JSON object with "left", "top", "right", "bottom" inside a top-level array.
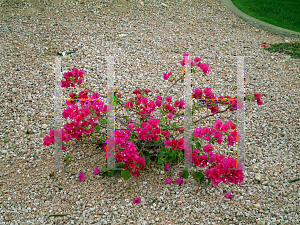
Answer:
[{"left": 220, "top": 0, "right": 300, "bottom": 38}]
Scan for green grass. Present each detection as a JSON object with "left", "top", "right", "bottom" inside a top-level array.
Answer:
[
  {"left": 264, "top": 42, "right": 300, "bottom": 59},
  {"left": 231, "top": 0, "right": 300, "bottom": 33}
]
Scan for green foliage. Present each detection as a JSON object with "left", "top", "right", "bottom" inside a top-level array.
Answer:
[
  {"left": 121, "top": 169, "right": 131, "bottom": 181},
  {"left": 181, "top": 168, "right": 189, "bottom": 179},
  {"left": 158, "top": 151, "right": 166, "bottom": 159},
  {"left": 145, "top": 156, "right": 151, "bottom": 165},
  {"left": 94, "top": 126, "right": 101, "bottom": 133},
  {"left": 194, "top": 171, "right": 205, "bottom": 183},
  {"left": 63, "top": 155, "right": 74, "bottom": 165},
  {"left": 177, "top": 151, "right": 183, "bottom": 161},
  {"left": 100, "top": 119, "right": 107, "bottom": 124},
  {"left": 157, "top": 158, "right": 164, "bottom": 165},
  {"left": 264, "top": 42, "right": 300, "bottom": 59}
]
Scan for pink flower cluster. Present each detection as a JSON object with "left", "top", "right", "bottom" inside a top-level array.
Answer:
[
  {"left": 163, "top": 96, "right": 186, "bottom": 120},
  {"left": 192, "top": 87, "right": 244, "bottom": 114},
  {"left": 165, "top": 175, "right": 184, "bottom": 185},
  {"left": 43, "top": 128, "right": 71, "bottom": 150},
  {"left": 61, "top": 68, "right": 84, "bottom": 88},
  {"left": 179, "top": 53, "right": 211, "bottom": 74},
  {"left": 105, "top": 129, "right": 146, "bottom": 178},
  {"left": 192, "top": 148, "right": 244, "bottom": 187},
  {"left": 254, "top": 93, "right": 263, "bottom": 105},
  {"left": 45, "top": 52, "right": 264, "bottom": 184},
  {"left": 204, "top": 154, "right": 245, "bottom": 187},
  {"left": 134, "top": 119, "right": 168, "bottom": 142},
  {"left": 62, "top": 91, "right": 111, "bottom": 140},
  {"left": 193, "top": 120, "right": 239, "bottom": 147},
  {"left": 164, "top": 138, "right": 185, "bottom": 151}
]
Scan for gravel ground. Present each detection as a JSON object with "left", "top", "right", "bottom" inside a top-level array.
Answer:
[{"left": 0, "top": 0, "right": 299, "bottom": 224}]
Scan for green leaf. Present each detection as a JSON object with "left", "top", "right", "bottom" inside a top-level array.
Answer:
[
  {"left": 154, "top": 138, "right": 160, "bottom": 144},
  {"left": 181, "top": 79, "right": 184, "bottom": 83},
  {"left": 122, "top": 115, "right": 129, "bottom": 121},
  {"left": 92, "top": 133, "right": 95, "bottom": 137},
  {"left": 206, "top": 180, "right": 211, "bottom": 186},
  {"left": 166, "top": 151, "right": 173, "bottom": 162},
  {"left": 100, "top": 119, "right": 107, "bottom": 124},
  {"left": 209, "top": 140, "right": 214, "bottom": 145},
  {"left": 195, "top": 171, "right": 205, "bottom": 183},
  {"left": 69, "top": 156, "right": 74, "bottom": 159},
  {"left": 158, "top": 151, "right": 166, "bottom": 159},
  {"left": 157, "top": 158, "right": 164, "bottom": 165},
  {"left": 95, "top": 126, "right": 101, "bottom": 133},
  {"left": 171, "top": 124, "right": 175, "bottom": 128},
  {"left": 192, "top": 68, "right": 196, "bottom": 74},
  {"left": 129, "top": 134, "right": 135, "bottom": 140},
  {"left": 127, "top": 190, "right": 135, "bottom": 194},
  {"left": 161, "top": 147, "right": 167, "bottom": 152},
  {"left": 121, "top": 169, "right": 131, "bottom": 181},
  {"left": 196, "top": 142, "right": 201, "bottom": 150},
  {"left": 171, "top": 150, "right": 177, "bottom": 160},
  {"left": 181, "top": 169, "right": 189, "bottom": 179},
  {"left": 145, "top": 156, "right": 151, "bottom": 165},
  {"left": 162, "top": 126, "right": 168, "bottom": 130},
  {"left": 191, "top": 109, "right": 194, "bottom": 115},
  {"left": 189, "top": 143, "right": 193, "bottom": 150},
  {"left": 178, "top": 151, "right": 183, "bottom": 160},
  {"left": 107, "top": 171, "right": 113, "bottom": 177}
]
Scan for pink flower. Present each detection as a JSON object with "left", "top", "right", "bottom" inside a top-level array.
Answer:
[
  {"left": 254, "top": 94, "right": 262, "bottom": 101},
  {"left": 225, "top": 192, "right": 232, "bottom": 199},
  {"left": 133, "top": 197, "right": 141, "bottom": 204},
  {"left": 78, "top": 172, "right": 86, "bottom": 182},
  {"left": 166, "top": 96, "right": 172, "bottom": 102},
  {"left": 144, "top": 88, "right": 151, "bottom": 94},
  {"left": 165, "top": 177, "right": 172, "bottom": 184},
  {"left": 194, "top": 56, "right": 202, "bottom": 62},
  {"left": 164, "top": 164, "right": 170, "bottom": 171},
  {"left": 179, "top": 172, "right": 182, "bottom": 177},
  {"left": 167, "top": 113, "right": 174, "bottom": 119},
  {"left": 257, "top": 99, "right": 263, "bottom": 105},
  {"left": 162, "top": 130, "right": 170, "bottom": 138},
  {"left": 128, "top": 123, "right": 135, "bottom": 130},
  {"left": 262, "top": 44, "right": 266, "bottom": 47},
  {"left": 93, "top": 168, "right": 101, "bottom": 175},
  {"left": 176, "top": 177, "right": 183, "bottom": 185},
  {"left": 163, "top": 71, "right": 172, "bottom": 80},
  {"left": 213, "top": 119, "right": 223, "bottom": 131},
  {"left": 203, "top": 144, "right": 214, "bottom": 153}
]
